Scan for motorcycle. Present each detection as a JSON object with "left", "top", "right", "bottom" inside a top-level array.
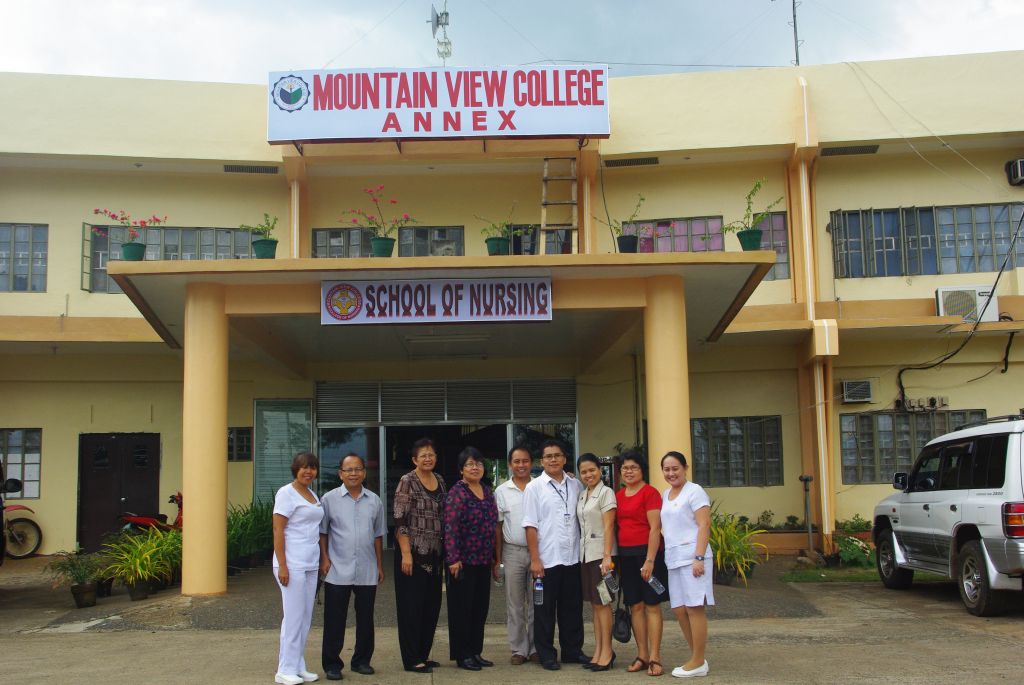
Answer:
[
  {"left": 120, "top": 492, "right": 183, "bottom": 532},
  {"left": 4, "top": 504, "right": 43, "bottom": 559}
]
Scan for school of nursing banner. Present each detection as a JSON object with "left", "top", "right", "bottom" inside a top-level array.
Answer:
[
  {"left": 268, "top": 66, "right": 609, "bottom": 142},
  {"left": 321, "top": 277, "right": 552, "bottom": 325}
]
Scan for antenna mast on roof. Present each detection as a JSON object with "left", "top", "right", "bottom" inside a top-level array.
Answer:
[
  {"left": 428, "top": 2, "right": 452, "bottom": 65},
  {"left": 772, "top": 0, "right": 802, "bottom": 65}
]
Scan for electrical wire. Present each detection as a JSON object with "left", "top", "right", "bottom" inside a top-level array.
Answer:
[
  {"left": 480, "top": 0, "right": 553, "bottom": 62},
  {"left": 321, "top": 0, "right": 412, "bottom": 69}
]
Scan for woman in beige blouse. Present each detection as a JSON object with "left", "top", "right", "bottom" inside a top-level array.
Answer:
[{"left": 576, "top": 453, "right": 618, "bottom": 671}]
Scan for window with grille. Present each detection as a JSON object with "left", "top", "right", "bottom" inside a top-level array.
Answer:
[
  {"left": 623, "top": 216, "right": 725, "bottom": 253},
  {"left": 312, "top": 228, "right": 374, "bottom": 258},
  {"left": 831, "top": 203, "right": 1024, "bottom": 278},
  {"left": 691, "top": 416, "right": 783, "bottom": 487},
  {"left": 84, "top": 225, "right": 254, "bottom": 293},
  {"left": 228, "top": 427, "right": 253, "bottom": 462},
  {"left": 1, "top": 429, "right": 42, "bottom": 498},
  {"left": 398, "top": 226, "right": 464, "bottom": 256},
  {"left": 0, "top": 224, "right": 47, "bottom": 292},
  {"left": 839, "top": 409, "right": 987, "bottom": 484}
]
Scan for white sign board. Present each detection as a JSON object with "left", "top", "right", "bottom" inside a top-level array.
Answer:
[
  {"left": 269, "top": 66, "right": 609, "bottom": 143},
  {"left": 321, "top": 277, "right": 552, "bottom": 325}
]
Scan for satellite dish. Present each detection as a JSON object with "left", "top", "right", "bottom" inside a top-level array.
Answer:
[{"left": 428, "top": 4, "right": 449, "bottom": 38}]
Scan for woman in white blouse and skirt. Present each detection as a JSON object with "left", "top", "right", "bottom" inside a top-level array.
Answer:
[
  {"left": 659, "top": 451, "right": 713, "bottom": 679},
  {"left": 272, "top": 452, "right": 324, "bottom": 685}
]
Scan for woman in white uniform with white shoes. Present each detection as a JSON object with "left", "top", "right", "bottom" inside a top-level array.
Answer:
[
  {"left": 659, "top": 451, "right": 713, "bottom": 679},
  {"left": 273, "top": 452, "right": 324, "bottom": 685}
]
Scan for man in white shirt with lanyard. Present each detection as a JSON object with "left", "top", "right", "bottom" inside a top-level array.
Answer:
[
  {"left": 521, "top": 438, "right": 589, "bottom": 671},
  {"left": 494, "top": 446, "right": 538, "bottom": 665}
]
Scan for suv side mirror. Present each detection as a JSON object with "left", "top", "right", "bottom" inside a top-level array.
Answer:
[
  {"left": 3, "top": 478, "right": 22, "bottom": 494},
  {"left": 892, "top": 473, "right": 908, "bottom": 490}
]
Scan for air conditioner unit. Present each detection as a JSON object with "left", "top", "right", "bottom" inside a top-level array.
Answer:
[
  {"left": 1005, "top": 159, "right": 1024, "bottom": 186},
  {"left": 935, "top": 286, "right": 999, "bottom": 323},
  {"left": 841, "top": 379, "right": 873, "bottom": 403}
]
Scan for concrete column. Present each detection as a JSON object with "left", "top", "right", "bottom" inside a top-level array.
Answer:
[
  {"left": 181, "top": 283, "right": 228, "bottom": 595},
  {"left": 643, "top": 276, "right": 690, "bottom": 490}
]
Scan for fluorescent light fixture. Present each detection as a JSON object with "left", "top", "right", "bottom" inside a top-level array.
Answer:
[{"left": 404, "top": 333, "right": 491, "bottom": 345}]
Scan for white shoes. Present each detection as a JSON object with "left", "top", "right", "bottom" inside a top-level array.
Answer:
[
  {"left": 275, "top": 675, "right": 304, "bottom": 685},
  {"left": 671, "top": 661, "right": 709, "bottom": 678},
  {"left": 299, "top": 671, "right": 319, "bottom": 683}
]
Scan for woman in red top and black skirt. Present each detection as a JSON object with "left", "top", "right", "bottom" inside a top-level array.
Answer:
[{"left": 615, "top": 450, "right": 668, "bottom": 677}]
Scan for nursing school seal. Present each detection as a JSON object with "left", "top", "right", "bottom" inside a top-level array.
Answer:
[
  {"left": 271, "top": 75, "right": 310, "bottom": 113},
  {"left": 325, "top": 283, "right": 363, "bottom": 321}
]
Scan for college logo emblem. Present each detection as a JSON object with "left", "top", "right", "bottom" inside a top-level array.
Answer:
[
  {"left": 271, "top": 75, "right": 310, "bottom": 113},
  {"left": 325, "top": 283, "right": 363, "bottom": 321}
]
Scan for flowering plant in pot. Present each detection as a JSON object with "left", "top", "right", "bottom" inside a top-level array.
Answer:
[
  {"left": 477, "top": 204, "right": 524, "bottom": 256},
  {"left": 239, "top": 213, "right": 279, "bottom": 259},
  {"left": 91, "top": 208, "right": 168, "bottom": 261},
  {"left": 340, "top": 184, "right": 416, "bottom": 257},
  {"left": 46, "top": 548, "right": 102, "bottom": 608},
  {"left": 722, "top": 178, "right": 783, "bottom": 251},
  {"left": 595, "top": 193, "right": 646, "bottom": 253}
]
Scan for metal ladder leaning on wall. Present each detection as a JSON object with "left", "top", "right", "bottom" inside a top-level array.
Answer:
[{"left": 540, "top": 157, "right": 578, "bottom": 254}]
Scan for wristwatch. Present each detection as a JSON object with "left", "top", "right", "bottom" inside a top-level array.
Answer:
[{"left": 694, "top": 555, "right": 705, "bottom": 561}]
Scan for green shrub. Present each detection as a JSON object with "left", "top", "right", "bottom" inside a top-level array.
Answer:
[
  {"left": 834, "top": 532, "right": 873, "bottom": 566},
  {"left": 46, "top": 549, "right": 102, "bottom": 587},
  {"left": 101, "top": 528, "right": 173, "bottom": 586},
  {"left": 711, "top": 504, "right": 769, "bottom": 585},
  {"left": 836, "top": 513, "right": 872, "bottom": 534}
]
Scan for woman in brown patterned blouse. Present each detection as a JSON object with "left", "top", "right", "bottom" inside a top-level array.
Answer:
[{"left": 393, "top": 437, "right": 447, "bottom": 673}]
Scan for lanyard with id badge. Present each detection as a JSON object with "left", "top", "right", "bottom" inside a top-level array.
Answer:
[{"left": 549, "top": 479, "right": 572, "bottom": 527}]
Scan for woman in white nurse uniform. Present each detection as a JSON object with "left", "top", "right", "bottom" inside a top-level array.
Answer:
[
  {"left": 659, "top": 451, "right": 713, "bottom": 679},
  {"left": 272, "top": 451, "right": 324, "bottom": 685}
]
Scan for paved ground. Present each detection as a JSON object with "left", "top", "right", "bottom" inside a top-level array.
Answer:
[{"left": 2, "top": 553, "right": 1021, "bottom": 683}]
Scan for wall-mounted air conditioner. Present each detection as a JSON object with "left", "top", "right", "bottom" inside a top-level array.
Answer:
[
  {"left": 935, "top": 286, "right": 999, "bottom": 323},
  {"left": 841, "top": 379, "right": 873, "bottom": 404},
  {"left": 1005, "top": 159, "right": 1024, "bottom": 186}
]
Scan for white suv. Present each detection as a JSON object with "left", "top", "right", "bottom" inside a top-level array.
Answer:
[{"left": 873, "top": 416, "right": 1024, "bottom": 616}]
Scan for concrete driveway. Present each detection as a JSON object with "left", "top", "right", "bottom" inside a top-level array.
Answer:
[{"left": 2, "top": 554, "right": 1020, "bottom": 683}]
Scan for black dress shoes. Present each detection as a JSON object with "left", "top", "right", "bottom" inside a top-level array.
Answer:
[
  {"left": 457, "top": 658, "right": 482, "bottom": 671},
  {"left": 325, "top": 668, "right": 343, "bottom": 680},
  {"left": 472, "top": 655, "right": 494, "bottom": 668},
  {"left": 350, "top": 664, "right": 374, "bottom": 676},
  {"left": 571, "top": 653, "right": 593, "bottom": 664},
  {"left": 404, "top": 664, "right": 432, "bottom": 674},
  {"left": 541, "top": 661, "right": 561, "bottom": 671}
]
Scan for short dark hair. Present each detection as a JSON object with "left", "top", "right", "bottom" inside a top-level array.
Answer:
[
  {"left": 507, "top": 445, "right": 532, "bottom": 462},
  {"left": 619, "top": 449, "right": 647, "bottom": 478},
  {"left": 290, "top": 451, "right": 319, "bottom": 478},
  {"left": 661, "top": 451, "right": 688, "bottom": 469},
  {"left": 410, "top": 438, "right": 436, "bottom": 460},
  {"left": 340, "top": 453, "right": 365, "bottom": 469},
  {"left": 540, "top": 438, "right": 568, "bottom": 457},
  {"left": 457, "top": 445, "right": 484, "bottom": 471},
  {"left": 577, "top": 452, "right": 600, "bottom": 470}
]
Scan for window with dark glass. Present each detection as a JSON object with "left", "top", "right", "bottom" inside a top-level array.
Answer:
[
  {"left": 840, "top": 409, "right": 987, "bottom": 484},
  {"left": 831, "top": 202, "right": 1024, "bottom": 278},
  {"left": 0, "top": 223, "right": 47, "bottom": 292},
  {"left": 84, "top": 225, "right": 254, "bottom": 293},
  {"left": 398, "top": 226, "right": 464, "bottom": 256},
  {"left": 228, "top": 427, "right": 253, "bottom": 462},
  {"left": 1, "top": 428, "right": 42, "bottom": 498},
  {"left": 690, "top": 416, "right": 783, "bottom": 487},
  {"left": 312, "top": 228, "right": 374, "bottom": 258}
]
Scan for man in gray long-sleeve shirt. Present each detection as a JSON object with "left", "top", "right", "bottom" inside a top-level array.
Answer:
[{"left": 319, "top": 453, "right": 386, "bottom": 680}]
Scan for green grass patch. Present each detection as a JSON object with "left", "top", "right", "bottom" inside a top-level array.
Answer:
[{"left": 783, "top": 566, "right": 950, "bottom": 583}]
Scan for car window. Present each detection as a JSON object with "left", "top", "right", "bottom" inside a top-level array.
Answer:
[
  {"left": 963, "top": 435, "right": 1008, "bottom": 489},
  {"left": 908, "top": 445, "right": 942, "bottom": 492},
  {"left": 938, "top": 440, "right": 973, "bottom": 490}
]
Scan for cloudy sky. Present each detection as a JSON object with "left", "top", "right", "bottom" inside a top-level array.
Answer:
[{"left": 3, "top": 0, "right": 1022, "bottom": 83}]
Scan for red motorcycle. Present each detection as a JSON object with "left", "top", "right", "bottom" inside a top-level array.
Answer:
[
  {"left": 120, "top": 492, "right": 183, "bottom": 531},
  {"left": 4, "top": 503, "right": 42, "bottom": 559}
]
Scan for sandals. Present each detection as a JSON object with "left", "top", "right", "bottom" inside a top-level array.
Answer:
[
  {"left": 647, "top": 660, "right": 664, "bottom": 677},
  {"left": 627, "top": 657, "right": 649, "bottom": 673}
]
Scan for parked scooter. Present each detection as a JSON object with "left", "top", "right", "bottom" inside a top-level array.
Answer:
[
  {"left": 4, "top": 503, "right": 42, "bottom": 559},
  {"left": 120, "top": 492, "right": 183, "bottom": 532}
]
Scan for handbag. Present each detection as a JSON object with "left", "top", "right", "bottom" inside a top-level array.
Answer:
[{"left": 612, "top": 592, "right": 632, "bottom": 643}]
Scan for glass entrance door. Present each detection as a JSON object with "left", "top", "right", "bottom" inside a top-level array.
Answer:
[{"left": 317, "top": 427, "right": 381, "bottom": 497}]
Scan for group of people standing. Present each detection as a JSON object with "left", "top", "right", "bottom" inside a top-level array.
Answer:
[{"left": 270, "top": 438, "right": 715, "bottom": 685}]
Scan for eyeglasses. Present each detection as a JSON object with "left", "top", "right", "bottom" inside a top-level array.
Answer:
[
  {"left": 462, "top": 461, "right": 484, "bottom": 469},
  {"left": 542, "top": 453, "right": 566, "bottom": 460},
  {"left": 340, "top": 467, "right": 365, "bottom": 474},
  {"left": 620, "top": 465, "right": 641, "bottom": 471}
]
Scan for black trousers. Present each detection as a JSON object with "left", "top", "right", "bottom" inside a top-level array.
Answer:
[
  {"left": 394, "top": 552, "right": 443, "bottom": 668},
  {"left": 321, "top": 582, "right": 377, "bottom": 672},
  {"left": 533, "top": 563, "right": 585, "bottom": 664},
  {"left": 445, "top": 564, "right": 492, "bottom": 661}
]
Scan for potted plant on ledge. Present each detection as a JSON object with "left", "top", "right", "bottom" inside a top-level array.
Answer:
[
  {"left": 340, "top": 184, "right": 416, "bottom": 257},
  {"left": 477, "top": 204, "right": 522, "bottom": 256},
  {"left": 722, "top": 178, "right": 783, "bottom": 251},
  {"left": 91, "top": 208, "right": 167, "bottom": 261},
  {"left": 46, "top": 549, "right": 102, "bottom": 608},
  {"left": 595, "top": 193, "right": 645, "bottom": 253},
  {"left": 101, "top": 528, "right": 171, "bottom": 601},
  {"left": 239, "top": 213, "right": 279, "bottom": 259}
]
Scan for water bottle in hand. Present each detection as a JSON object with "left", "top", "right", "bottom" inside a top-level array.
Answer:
[
  {"left": 602, "top": 562, "right": 619, "bottom": 593},
  {"left": 495, "top": 563, "right": 505, "bottom": 587},
  {"left": 533, "top": 577, "right": 544, "bottom": 605},
  {"left": 647, "top": 574, "right": 666, "bottom": 596}
]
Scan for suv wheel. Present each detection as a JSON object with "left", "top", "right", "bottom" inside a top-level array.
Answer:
[
  {"left": 958, "top": 540, "right": 1005, "bottom": 616},
  {"left": 876, "top": 529, "right": 914, "bottom": 589}
]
